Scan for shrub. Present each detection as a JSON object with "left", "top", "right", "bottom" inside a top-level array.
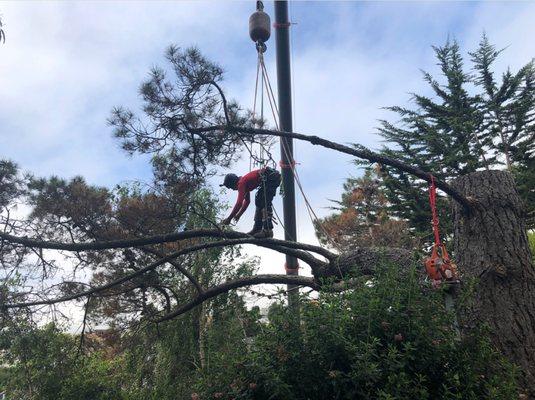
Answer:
[{"left": 196, "top": 263, "right": 518, "bottom": 400}]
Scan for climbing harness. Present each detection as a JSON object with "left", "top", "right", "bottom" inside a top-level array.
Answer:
[{"left": 424, "top": 175, "right": 459, "bottom": 285}]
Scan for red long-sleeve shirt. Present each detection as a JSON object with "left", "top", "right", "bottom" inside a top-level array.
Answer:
[{"left": 228, "top": 169, "right": 263, "bottom": 219}]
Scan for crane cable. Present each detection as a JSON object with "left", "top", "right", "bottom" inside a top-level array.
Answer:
[
  {"left": 250, "top": 43, "right": 309, "bottom": 254},
  {"left": 255, "top": 51, "right": 336, "bottom": 247}
]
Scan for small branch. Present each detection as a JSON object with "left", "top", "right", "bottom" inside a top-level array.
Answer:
[
  {"left": 77, "top": 295, "right": 91, "bottom": 357},
  {"left": 156, "top": 274, "right": 318, "bottom": 322},
  {"left": 141, "top": 247, "right": 204, "bottom": 293},
  {"left": 210, "top": 81, "right": 231, "bottom": 125}
]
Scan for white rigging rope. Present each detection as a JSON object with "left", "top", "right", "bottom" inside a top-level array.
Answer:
[{"left": 254, "top": 51, "right": 336, "bottom": 247}]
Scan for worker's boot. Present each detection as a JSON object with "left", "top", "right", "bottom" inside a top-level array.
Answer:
[
  {"left": 247, "top": 207, "right": 263, "bottom": 236},
  {"left": 253, "top": 209, "right": 273, "bottom": 238}
]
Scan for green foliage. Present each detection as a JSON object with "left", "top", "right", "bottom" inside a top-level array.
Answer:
[
  {"left": 528, "top": 230, "right": 535, "bottom": 261},
  {"left": 374, "top": 35, "right": 535, "bottom": 235},
  {"left": 109, "top": 46, "right": 255, "bottom": 183},
  {"left": 0, "top": 159, "right": 23, "bottom": 208},
  {"left": 515, "top": 163, "right": 535, "bottom": 228},
  {"left": 0, "top": 323, "right": 126, "bottom": 400},
  {"left": 116, "top": 296, "right": 260, "bottom": 400},
  {"left": 193, "top": 264, "right": 517, "bottom": 400},
  {"left": 1, "top": 265, "right": 517, "bottom": 399}
]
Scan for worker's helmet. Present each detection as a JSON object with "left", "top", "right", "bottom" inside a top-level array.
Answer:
[{"left": 220, "top": 173, "right": 239, "bottom": 189}]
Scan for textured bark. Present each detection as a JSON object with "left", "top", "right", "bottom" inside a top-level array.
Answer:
[{"left": 452, "top": 170, "right": 535, "bottom": 396}]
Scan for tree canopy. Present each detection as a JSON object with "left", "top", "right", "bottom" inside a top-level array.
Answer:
[{"left": 373, "top": 36, "right": 535, "bottom": 235}]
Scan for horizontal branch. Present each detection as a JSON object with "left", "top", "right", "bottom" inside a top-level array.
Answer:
[
  {"left": 0, "top": 229, "right": 334, "bottom": 261},
  {"left": 3, "top": 238, "right": 323, "bottom": 309},
  {"left": 191, "top": 125, "right": 474, "bottom": 210},
  {"left": 156, "top": 274, "right": 318, "bottom": 322}
]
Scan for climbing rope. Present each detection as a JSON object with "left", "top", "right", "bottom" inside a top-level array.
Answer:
[
  {"left": 250, "top": 48, "right": 277, "bottom": 170},
  {"left": 255, "top": 42, "right": 336, "bottom": 247},
  {"left": 424, "top": 176, "right": 461, "bottom": 338},
  {"left": 247, "top": 2, "right": 336, "bottom": 249}
]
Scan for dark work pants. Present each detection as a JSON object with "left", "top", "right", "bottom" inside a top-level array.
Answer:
[{"left": 253, "top": 168, "right": 281, "bottom": 230}]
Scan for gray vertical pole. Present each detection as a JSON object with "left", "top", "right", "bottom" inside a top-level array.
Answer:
[{"left": 274, "top": 0, "right": 299, "bottom": 312}]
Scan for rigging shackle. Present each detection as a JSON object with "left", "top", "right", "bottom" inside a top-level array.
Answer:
[{"left": 249, "top": 0, "right": 271, "bottom": 52}]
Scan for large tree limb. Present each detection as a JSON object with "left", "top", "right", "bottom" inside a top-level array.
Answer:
[
  {"left": 2, "top": 234, "right": 410, "bottom": 318},
  {"left": 155, "top": 246, "right": 413, "bottom": 323},
  {"left": 3, "top": 238, "right": 325, "bottom": 309},
  {"left": 189, "top": 124, "right": 475, "bottom": 210},
  {"left": 0, "top": 229, "right": 334, "bottom": 261}
]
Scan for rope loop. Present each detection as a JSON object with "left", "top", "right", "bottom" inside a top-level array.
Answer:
[
  {"left": 256, "top": 41, "right": 267, "bottom": 54},
  {"left": 273, "top": 22, "right": 292, "bottom": 29},
  {"left": 428, "top": 175, "right": 441, "bottom": 247},
  {"left": 279, "top": 160, "right": 297, "bottom": 169}
]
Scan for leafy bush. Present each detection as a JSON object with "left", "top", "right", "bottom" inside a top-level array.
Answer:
[
  {"left": 0, "top": 323, "right": 127, "bottom": 400},
  {"left": 195, "top": 264, "right": 517, "bottom": 400},
  {"left": 1, "top": 264, "right": 518, "bottom": 399}
]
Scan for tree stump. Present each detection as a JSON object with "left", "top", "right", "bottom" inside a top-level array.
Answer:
[{"left": 452, "top": 170, "right": 535, "bottom": 396}]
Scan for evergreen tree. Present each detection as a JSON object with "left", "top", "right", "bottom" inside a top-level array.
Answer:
[
  {"left": 375, "top": 36, "right": 535, "bottom": 234},
  {"left": 315, "top": 166, "right": 415, "bottom": 250},
  {"left": 470, "top": 34, "right": 535, "bottom": 226}
]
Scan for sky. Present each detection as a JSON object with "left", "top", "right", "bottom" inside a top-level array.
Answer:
[{"left": 1, "top": 1, "right": 534, "bottom": 307}]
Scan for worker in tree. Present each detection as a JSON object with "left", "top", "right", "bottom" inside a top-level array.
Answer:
[{"left": 220, "top": 167, "right": 281, "bottom": 238}]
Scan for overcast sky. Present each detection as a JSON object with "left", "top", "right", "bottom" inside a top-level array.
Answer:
[{"left": 1, "top": 1, "right": 534, "bottom": 284}]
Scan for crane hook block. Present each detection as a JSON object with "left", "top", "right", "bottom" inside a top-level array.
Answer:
[{"left": 249, "top": 8, "right": 271, "bottom": 44}]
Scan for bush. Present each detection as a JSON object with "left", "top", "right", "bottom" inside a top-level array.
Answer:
[
  {"left": 195, "top": 263, "right": 518, "bottom": 400},
  {"left": 0, "top": 323, "right": 127, "bottom": 400},
  {"left": 1, "top": 264, "right": 518, "bottom": 399}
]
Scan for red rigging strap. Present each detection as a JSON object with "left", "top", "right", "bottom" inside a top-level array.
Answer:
[
  {"left": 429, "top": 175, "right": 442, "bottom": 247},
  {"left": 273, "top": 22, "right": 292, "bottom": 29},
  {"left": 285, "top": 261, "right": 299, "bottom": 274},
  {"left": 424, "top": 175, "right": 459, "bottom": 284},
  {"left": 279, "top": 160, "right": 297, "bottom": 169}
]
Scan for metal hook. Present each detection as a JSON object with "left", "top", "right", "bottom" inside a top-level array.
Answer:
[{"left": 256, "top": 41, "right": 267, "bottom": 54}]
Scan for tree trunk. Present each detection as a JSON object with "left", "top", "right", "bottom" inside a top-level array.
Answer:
[{"left": 452, "top": 170, "right": 535, "bottom": 396}]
